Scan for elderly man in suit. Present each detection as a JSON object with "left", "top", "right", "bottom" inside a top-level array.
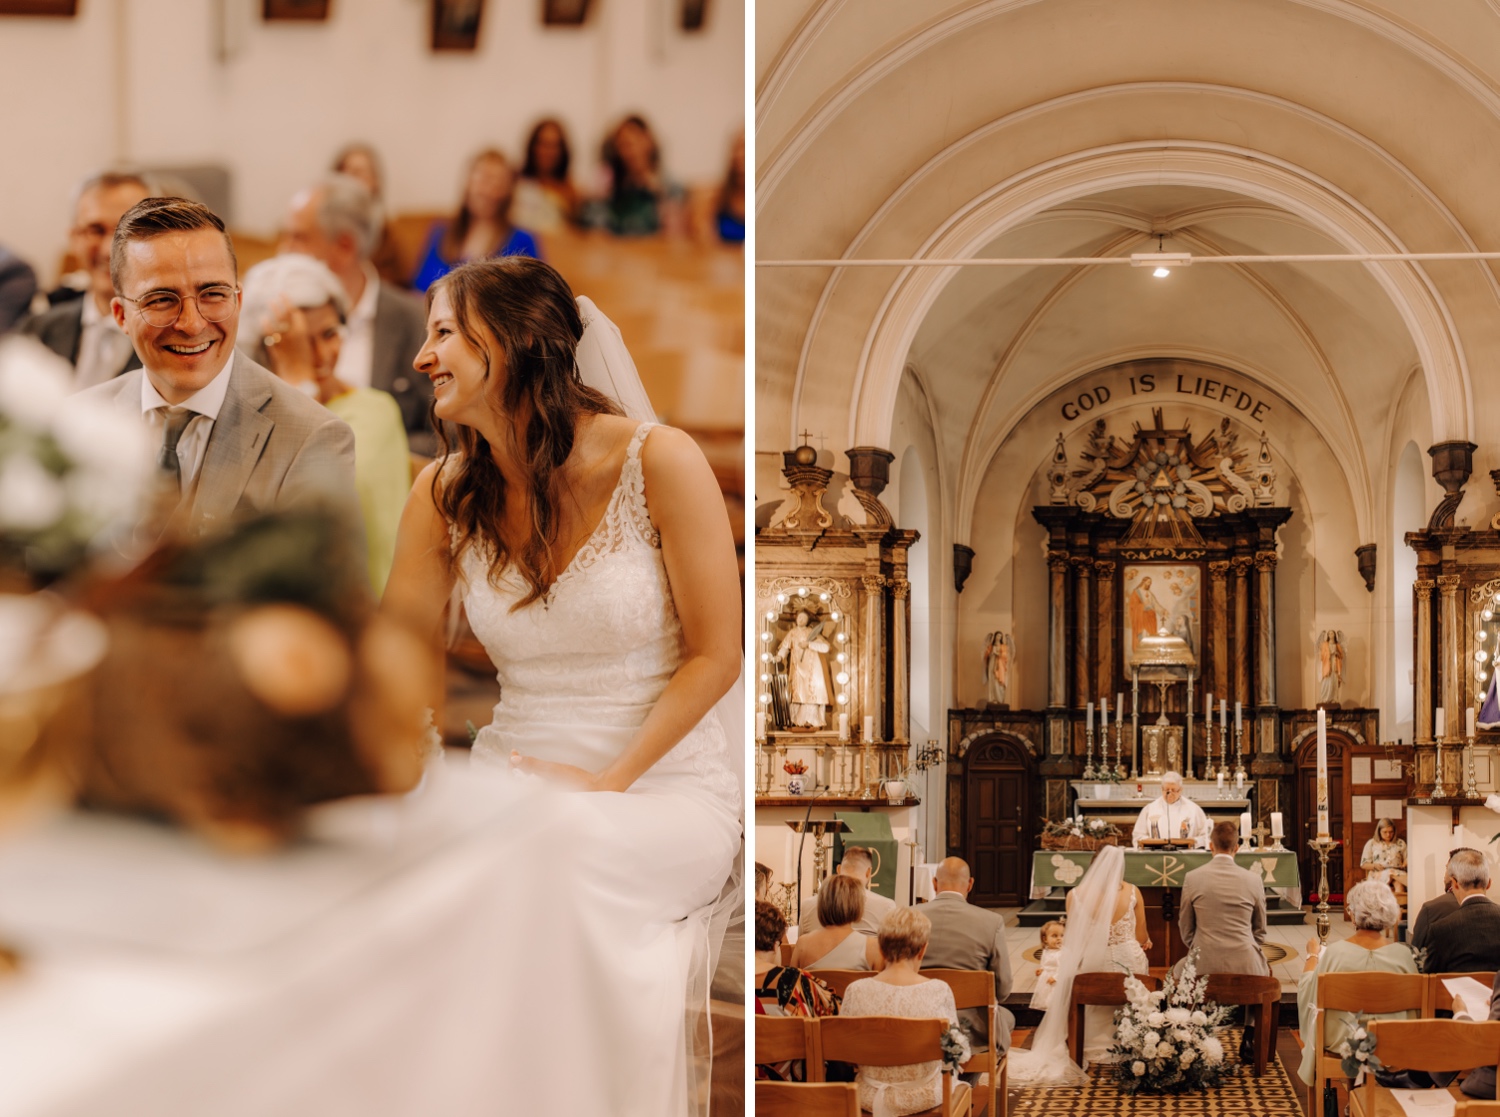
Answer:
[
  {"left": 1410, "top": 850, "right": 1468, "bottom": 952},
  {"left": 76, "top": 196, "right": 358, "bottom": 544},
  {"left": 1422, "top": 848, "right": 1500, "bottom": 975},
  {"left": 799, "top": 846, "right": 896, "bottom": 936},
  {"left": 280, "top": 174, "right": 433, "bottom": 454},
  {"left": 17, "top": 171, "right": 155, "bottom": 388},
  {"left": 920, "top": 856, "right": 1014, "bottom": 1055},
  {"left": 1179, "top": 820, "right": 1270, "bottom": 1059}
]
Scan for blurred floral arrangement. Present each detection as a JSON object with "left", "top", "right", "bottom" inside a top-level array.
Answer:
[
  {"left": 1110, "top": 952, "right": 1231, "bottom": 1094},
  {"left": 0, "top": 338, "right": 151, "bottom": 584}
]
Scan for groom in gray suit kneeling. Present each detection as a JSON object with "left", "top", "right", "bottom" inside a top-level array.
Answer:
[{"left": 78, "top": 196, "right": 359, "bottom": 545}]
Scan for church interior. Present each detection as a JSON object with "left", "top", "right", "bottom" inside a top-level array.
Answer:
[{"left": 755, "top": 0, "right": 1500, "bottom": 1090}]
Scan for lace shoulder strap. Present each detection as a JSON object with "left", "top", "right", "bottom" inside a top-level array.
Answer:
[{"left": 617, "top": 421, "right": 660, "bottom": 546}]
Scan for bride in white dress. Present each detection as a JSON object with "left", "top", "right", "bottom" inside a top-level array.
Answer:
[
  {"left": 1008, "top": 846, "right": 1152, "bottom": 1086},
  {"left": 382, "top": 256, "right": 742, "bottom": 1117}
]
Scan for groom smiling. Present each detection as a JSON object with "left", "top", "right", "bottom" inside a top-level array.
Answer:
[{"left": 76, "top": 197, "right": 359, "bottom": 541}]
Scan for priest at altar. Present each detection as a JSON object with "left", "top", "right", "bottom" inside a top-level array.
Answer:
[{"left": 1131, "top": 771, "right": 1210, "bottom": 848}]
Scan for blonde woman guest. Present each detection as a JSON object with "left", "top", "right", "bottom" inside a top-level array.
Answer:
[
  {"left": 1296, "top": 880, "right": 1416, "bottom": 1086},
  {"left": 841, "top": 908, "right": 962, "bottom": 1116},
  {"left": 790, "top": 875, "right": 881, "bottom": 971},
  {"left": 239, "top": 254, "right": 410, "bottom": 593}
]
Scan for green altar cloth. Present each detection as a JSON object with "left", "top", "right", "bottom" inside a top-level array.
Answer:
[
  {"left": 835, "top": 812, "right": 897, "bottom": 900},
  {"left": 1031, "top": 849, "right": 1300, "bottom": 890}
]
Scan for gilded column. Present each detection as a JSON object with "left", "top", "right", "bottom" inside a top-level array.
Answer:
[
  {"left": 1094, "top": 560, "right": 1116, "bottom": 701},
  {"left": 890, "top": 577, "right": 910, "bottom": 745},
  {"left": 1438, "top": 574, "right": 1463, "bottom": 737},
  {"left": 1254, "top": 551, "right": 1278, "bottom": 707},
  {"left": 1208, "top": 561, "right": 1230, "bottom": 701},
  {"left": 1231, "top": 557, "right": 1252, "bottom": 707},
  {"left": 1414, "top": 579, "right": 1434, "bottom": 742},
  {"left": 1072, "top": 557, "right": 1093, "bottom": 709},
  {"left": 862, "top": 571, "right": 886, "bottom": 742},
  {"left": 1047, "top": 550, "right": 1070, "bottom": 709}
]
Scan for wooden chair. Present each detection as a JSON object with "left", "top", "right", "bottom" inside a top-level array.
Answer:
[
  {"left": 807, "top": 969, "right": 870, "bottom": 999},
  {"left": 1457, "top": 1102, "right": 1500, "bottom": 1117},
  {"left": 925, "top": 969, "right": 1007, "bottom": 1117},
  {"left": 1428, "top": 973, "right": 1497, "bottom": 1017},
  {"left": 756, "top": 1081, "right": 860, "bottom": 1117},
  {"left": 820, "top": 1016, "right": 972, "bottom": 1117},
  {"left": 1350, "top": 1020, "right": 1500, "bottom": 1117},
  {"left": 1067, "top": 971, "right": 1160, "bottom": 1066},
  {"left": 1312, "top": 971, "right": 1427, "bottom": 1117},
  {"left": 1203, "top": 973, "right": 1282, "bottom": 1076},
  {"left": 756, "top": 1015, "right": 824, "bottom": 1083}
]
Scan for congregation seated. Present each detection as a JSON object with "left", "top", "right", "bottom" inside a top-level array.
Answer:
[
  {"left": 412, "top": 148, "right": 540, "bottom": 293},
  {"left": 582, "top": 115, "right": 687, "bottom": 237},
  {"left": 791, "top": 874, "right": 882, "bottom": 972},
  {"left": 800, "top": 845, "right": 897, "bottom": 936},
  {"left": 840, "top": 907, "right": 961, "bottom": 1117},
  {"left": 330, "top": 142, "right": 406, "bottom": 288},
  {"left": 1420, "top": 848, "right": 1500, "bottom": 975},
  {"left": 1296, "top": 879, "right": 1415, "bottom": 1087},
  {"left": 513, "top": 118, "right": 581, "bottom": 234},
  {"left": 755, "top": 901, "right": 789, "bottom": 1015},
  {"left": 920, "top": 855, "right": 1014, "bottom": 1054}
]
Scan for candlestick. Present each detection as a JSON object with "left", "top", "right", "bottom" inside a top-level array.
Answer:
[
  {"left": 1436, "top": 707, "right": 1447, "bottom": 741},
  {"left": 1235, "top": 701, "right": 1242, "bottom": 732},
  {"left": 838, "top": 712, "right": 849, "bottom": 741},
  {"left": 1464, "top": 726, "right": 1480, "bottom": 799},
  {"left": 1433, "top": 706, "right": 1449, "bottom": 798},
  {"left": 1270, "top": 811, "right": 1285, "bottom": 850},
  {"left": 1234, "top": 719, "right": 1247, "bottom": 784},
  {"left": 1186, "top": 670, "right": 1194, "bottom": 780},
  {"left": 1316, "top": 709, "right": 1330, "bottom": 837},
  {"left": 1131, "top": 671, "right": 1140, "bottom": 778},
  {"left": 1082, "top": 714, "right": 1098, "bottom": 780},
  {"left": 1219, "top": 699, "right": 1228, "bottom": 777},
  {"left": 1118, "top": 691, "right": 1127, "bottom": 778},
  {"left": 1310, "top": 835, "right": 1335, "bottom": 945},
  {"left": 1468, "top": 707, "right": 1478, "bottom": 739}
]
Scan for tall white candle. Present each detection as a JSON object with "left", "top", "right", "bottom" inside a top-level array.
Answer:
[
  {"left": 1468, "top": 707, "right": 1477, "bottom": 739},
  {"left": 756, "top": 712, "right": 767, "bottom": 740},
  {"left": 1206, "top": 691, "right": 1213, "bottom": 721},
  {"left": 863, "top": 715, "right": 875, "bottom": 741},
  {"left": 1436, "top": 707, "right": 1447, "bottom": 740},
  {"left": 1316, "top": 708, "right": 1330, "bottom": 838},
  {"left": 1220, "top": 699, "right": 1227, "bottom": 732},
  {"left": 1217, "top": 771, "right": 1225, "bottom": 790},
  {"left": 1271, "top": 811, "right": 1284, "bottom": 839},
  {"left": 1240, "top": 811, "right": 1251, "bottom": 839},
  {"left": 838, "top": 713, "right": 849, "bottom": 741},
  {"left": 1235, "top": 701, "right": 1243, "bottom": 731},
  {"left": 1087, "top": 701, "right": 1094, "bottom": 733},
  {"left": 1118, "top": 693, "right": 1124, "bottom": 725}
]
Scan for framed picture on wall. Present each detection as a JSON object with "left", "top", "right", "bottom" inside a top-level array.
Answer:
[
  {"left": 0, "top": 1, "right": 77, "bottom": 14},
  {"left": 681, "top": 0, "right": 708, "bottom": 31},
  {"left": 432, "top": 0, "right": 485, "bottom": 50},
  {"left": 263, "top": 0, "right": 331, "bottom": 19},
  {"left": 1122, "top": 563, "right": 1201, "bottom": 665},
  {"left": 542, "top": 0, "right": 591, "bottom": 26}
]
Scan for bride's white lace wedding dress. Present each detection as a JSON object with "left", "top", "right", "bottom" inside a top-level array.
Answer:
[{"left": 460, "top": 422, "right": 742, "bottom": 1116}]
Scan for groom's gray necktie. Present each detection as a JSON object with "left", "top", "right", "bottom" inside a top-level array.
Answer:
[{"left": 158, "top": 407, "right": 193, "bottom": 492}]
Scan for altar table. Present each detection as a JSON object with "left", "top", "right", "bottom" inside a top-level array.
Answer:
[{"left": 1032, "top": 849, "right": 1300, "bottom": 968}]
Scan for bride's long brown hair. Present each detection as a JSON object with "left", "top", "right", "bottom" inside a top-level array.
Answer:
[{"left": 430, "top": 256, "right": 620, "bottom": 607}]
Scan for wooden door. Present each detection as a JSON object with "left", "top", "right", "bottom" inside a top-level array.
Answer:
[
  {"left": 965, "top": 735, "right": 1031, "bottom": 906},
  {"left": 1297, "top": 731, "right": 1348, "bottom": 902}
]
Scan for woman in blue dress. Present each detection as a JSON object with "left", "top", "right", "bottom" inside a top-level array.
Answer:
[{"left": 412, "top": 148, "right": 540, "bottom": 292}]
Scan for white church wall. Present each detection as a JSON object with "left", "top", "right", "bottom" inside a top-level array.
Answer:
[{"left": 0, "top": 0, "right": 744, "bottom": 283}]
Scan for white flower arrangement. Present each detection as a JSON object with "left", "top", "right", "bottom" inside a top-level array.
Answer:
[
  {"left": 1109, "top": 951, "right": 1233, "bottom": 1094},
  {"left": 0, "top": 338, "right": 152, "bottom": 581},
  {"left": 1337, "top": 1016, "right": 1382, "bottom": 1085},
  {"left": 939, "top": 1023, "right": 972, "bottom": 1075}
]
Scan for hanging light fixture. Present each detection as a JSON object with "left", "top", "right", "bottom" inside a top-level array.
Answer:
[{"left": 1129, "top": 233, "right": 1192, "bottom": 279}]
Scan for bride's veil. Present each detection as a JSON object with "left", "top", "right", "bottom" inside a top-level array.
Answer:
[
  {"left": 574, "top": 295, "right": 745, "bottom": 1117},
  {"left": 1010, "top": 845, "right": 1127, "bottom": 1086}
]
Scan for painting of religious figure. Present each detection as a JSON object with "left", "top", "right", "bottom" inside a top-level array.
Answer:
[{"left": 1122, "top": 563, "right": 1201, "bottom": 665}]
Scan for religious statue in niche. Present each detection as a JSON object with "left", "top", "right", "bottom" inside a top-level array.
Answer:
[
  {"left": 1123, "top": 564, "right": 1200, "bottom": 665},
  {"left": 1317, "top": 630, "right": 1345, "bottom": 707},
  {"left": 774, "top": 610, "right": 833, "bottom": 728},
  {"left": 983, "top": 631, "right": 1012, "bottom": 707}
]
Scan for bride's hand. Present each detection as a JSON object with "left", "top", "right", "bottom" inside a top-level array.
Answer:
[{"left": 510, "top": 751, "right": 617, "bottom": 792}]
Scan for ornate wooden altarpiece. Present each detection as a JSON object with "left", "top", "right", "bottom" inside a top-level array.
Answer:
[
  {"left": 753, "top": 445, "right": 918, "bottom": 799},
  {"left": 946, "top": 408, "right": 1380, "bottom": 903}
]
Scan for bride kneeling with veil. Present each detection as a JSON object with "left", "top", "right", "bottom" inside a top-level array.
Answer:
[
  {"left": 1009, "top": 846, "right": 1152, "bottom": 1086},
  {"left": 382, "top": 256, "right": 742, "bottom": 1116}
]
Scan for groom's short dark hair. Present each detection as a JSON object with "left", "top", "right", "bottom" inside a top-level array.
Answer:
[
  {"left": 1209, "top": 821, "right": 1239, "bottom": 852},
  {"left": 110, "top": 196, "right": 238, "bottom": 292}
]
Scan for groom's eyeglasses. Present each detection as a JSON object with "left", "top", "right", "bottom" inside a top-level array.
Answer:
[{"left": 120, "top": 285, "right": 239, "bottom": 327}]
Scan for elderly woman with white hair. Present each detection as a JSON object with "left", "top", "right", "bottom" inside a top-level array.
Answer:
[
  {"left": 1295, "top": 879, "right": 1416, "bottom": 1086},
  {"left": 239, "top": 253, "right": 410, "bottom": 593}
]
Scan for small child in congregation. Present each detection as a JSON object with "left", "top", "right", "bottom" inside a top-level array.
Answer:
[{"left": 1029, "top": 921, "right": 1065, "bottom": 1010}]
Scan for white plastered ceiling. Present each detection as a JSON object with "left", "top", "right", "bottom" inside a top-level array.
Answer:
[{"left": 756, "top": 0, "right": 1500, "bottom": 731}]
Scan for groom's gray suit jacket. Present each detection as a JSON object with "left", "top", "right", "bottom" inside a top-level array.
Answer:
[
  {"left": 919, "top": 891, "right": 1015, "bottom": 1053},
  {"left": 77, "top": 356, "right": 362, "bottom": 546},
  {"left": 1177, "top": 854, "right": 1270, "bottom": 976}
]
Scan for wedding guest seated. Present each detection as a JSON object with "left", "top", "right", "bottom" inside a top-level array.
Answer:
[
  {"left": 755, "top": 860, "right": 773, "bottom": 901},
  {"left": 330, "top": 142, "right": 406, "bottom": 287},
  {"left": 841, "top": 907, "right": 962, "bottom": 1117},
  {"left": 1360, "top": 817, "right": 1408, "bottom": 896},
  {"left": 1295, "top": 879, "right": 1416, "bottom": 1087},
  {"left": 1411, "top": 849, "right": 1468, "bottom": 952},
  {"left": 0, "top": 245, "right": 37, "bottom": 334},
  {"left": 920, "top": 856, "right": 1014, "bottom": 1054},
  {"left": 279, "top": 174, "right": 433, "bottom": 455},
  {"left": 711, "top": 131, "right": 744, "bottom": 244},
  {"left": 239, "top": 255, "right": 410, "bottom": 594},
  {"left": 1179, "top": 820, "right": 1270, "bottom": 977},
  {"left": 582, "top": 115, "right": 686, "bottom": 237},
  {"left": 1421, "top": 847, "right": 1500, "bottom": 974},
  {"left": 412, "top": 149, "right": 540, "bottom": 293},
  {"left": 790, "top": 875, "right": 881, "bottom": 971},
  {"left": 513, "top": 118, "right": 580, "bottom": 234},
  {"left": 799, "top": 845, "right": 897, "bottom": 935},
  {"left": 755, "top": 901, "right": 789, "bottom": 1014}
]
